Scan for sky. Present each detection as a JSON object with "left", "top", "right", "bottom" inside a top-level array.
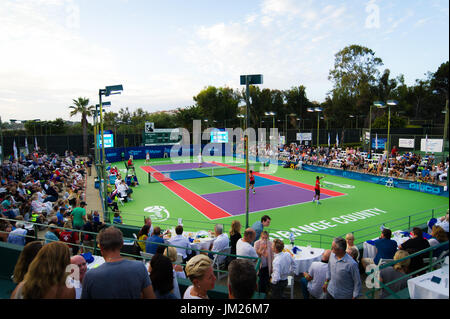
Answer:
[{"left": 0, "top": 0, "right": 448, "bottom": 122}]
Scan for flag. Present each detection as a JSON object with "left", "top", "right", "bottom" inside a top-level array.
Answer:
[
  {"left": 375, "top": 133, "right": 378, "bottom": 149},
  {"left": 24, "top": 138, "right": 29, "bottom": 155},
  {"left": 34, "top": 137, "right": 38, "bottom": 151},
  {"left": 328, "top": 133, "right": 330, "bottom": 147},
  {"left": 336, "top": 133, "right": 339, "bottom": 147},
  {"left": 13, "top": 140, "right": 18, "bottom": 160},
  {"left": 425, "top": 134, "right": 428, "bottom": 152}
]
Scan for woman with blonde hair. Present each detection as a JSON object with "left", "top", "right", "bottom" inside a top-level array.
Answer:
[
  {"left": 164, "top": 246, "right": 186, "bottom": 279},
  {"left": 183, "top": 254, "right": 216, "bottom": 299},
  {"left": 379, "top": 250, "right": 411, "bottom": 299},
  {"left": 229, "top": 220, "right": 242, "bottom": 261},
  {"left": 345, "top": 233, "right": 360, "bottom": 261},
  {"left": 11, "top": 241, "right": 75, "bottom": 299}
]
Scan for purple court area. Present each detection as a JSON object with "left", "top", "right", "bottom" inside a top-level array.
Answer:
[
  {"left": 151, "top": 162, "right": 217, "bottom": 172},
  {"left": 202, "top": 184, "right": 331, "bottom": 215}
]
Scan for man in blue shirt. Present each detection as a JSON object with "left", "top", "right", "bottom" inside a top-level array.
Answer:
[
  {"left": 323, "top": 237, "right": 361, "bottom": 299},
  {"left": 362, "top": 228, "right": 397, "bottom": 269},
  {"left": 145, "top": 226, "right": 164, "bottom": 254},
  {"left": 44, "top": 223, "right": 60, "bottom": 244},
  {"left": 7, "top": 222, "right": 27, "bottom": 246},
  {"left": 251, "top": 215, "right": 271, "bottom": 244}
]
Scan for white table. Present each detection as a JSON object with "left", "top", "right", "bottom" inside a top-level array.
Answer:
[
  {"left": 284, "top": 244, "right": 325, "bottom": 275},
  {"left": 408, "top": 265, "right": 449, "bottom": 299},
  {"left": 163, "top": 229, "right": 216, "bottom": 254},
  {"left": 362, "top": 231, "right": 410, "bottom": 259}
]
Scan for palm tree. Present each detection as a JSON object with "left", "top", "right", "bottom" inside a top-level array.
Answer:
[{"left": 69, "top": 97, "right": 94, "bottom": 155}]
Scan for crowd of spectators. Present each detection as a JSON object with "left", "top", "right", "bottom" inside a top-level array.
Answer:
[
  {"left": 252, "top": 142, "right": 449, "bottom": 185},
  {"left": 2, "top": 148, "right": 448, "bottom": 300},
  {"left": 0, "top": 150, "right": 103, "bottom": 249}
]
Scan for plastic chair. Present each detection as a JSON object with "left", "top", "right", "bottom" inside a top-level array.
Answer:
[
  {"left": 287, "top": 275, "right": 295, "bottom": 299},
  {"left": 140, "top": 251, "right": 154, "bottom": 263},
  {"left": 213, "top": 247, "right": 230, "bottom": 281}
]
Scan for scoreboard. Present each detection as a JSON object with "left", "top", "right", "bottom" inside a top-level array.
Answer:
[{"left": 143, "top": 128, "right": 182, "bottom": 146}]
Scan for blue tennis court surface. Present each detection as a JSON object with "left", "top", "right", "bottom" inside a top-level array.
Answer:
[{"left": 214, "top": 173, "right": 281, "bottom": 189}]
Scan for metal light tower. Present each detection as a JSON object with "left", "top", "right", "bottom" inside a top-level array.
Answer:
[{"left": 240, "top": 74, "right": 263, "bottom": 229}]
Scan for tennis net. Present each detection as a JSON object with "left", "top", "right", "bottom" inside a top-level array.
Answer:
[{"left": 148, "top": 163, "right": 262, "bottom": 183}]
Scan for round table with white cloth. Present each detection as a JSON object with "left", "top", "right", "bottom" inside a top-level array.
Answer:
[
  {"left": 284, "top": 244, "right": 325, "bottom": 275},
  {"left": 163, "top": 229, "right": 216, "bottom": 254},
  {"left": 407, "top": 263, "right": 449, "bottom": 299}
]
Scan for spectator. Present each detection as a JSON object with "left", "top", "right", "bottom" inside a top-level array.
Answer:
[
  {"left": 270, "top": 238, "right": 295, "bottom": 299},
  {"left": 347, "top": 247, "right": 359, "bottom": 261},
  {"left": 345, "top": 233, "right": 360, "bottom": 261},
  {"left": 236, "top": 228, "right": 258, "bottom": 261},
  {"left": 81, "top": 226, "right": 155, "bottom": 299},
  {"left": 144, "top": 217, "right": 154, "bottom": 236},
  {"left": 11, "top": 242, "right": 75, "bottom": 299},
  {"left": 44, "top": 223, "right": 60, "bottom": 245},
  {"left": 227, "top": 220, "right": 242, "bottom": 265},
  {"left": 69, "top": 255, "right": 87, "bottom": 299},
  {"left": 428, "top": 225, "right": 449, "bottom": 258},
  {"left": 0, "top": 221, "right": 12, "bottom": 242},
  {"left": 12, "top": 241, "right": 43, "bottom": 284},
  {"left": 254, "top": 230, "right": 274, "bottom": 294},
  {"left": 136, "top": 224, "right": 150, "bottom": 252},
  {"left": 379, "top": 250, "right": 411, "bottom": 299},
  {"left": 168, "top": 225, "right": 191, "bottom": 263},
  {"left": 164, "top": 246, "right": 186, "bottom": 279},
  {"left": 145, "top": 226, "right": 165, "bottom": 255},
  {"left": 112, "top": 212, "right": 123, "bottom": 224},
  {"left": 435, "top": 211, "right": 449, "bottom": 236},
  {"left": 361, "top": 228, "right": 397, "bottom": 269},
  {"left": 59, "top": 221, "right": 80, "bottom": 255},
  {"left": 227, "top": 259, "right": 257, "bottom": 299},
  {"left": 208, "top": 224, "right": 229, "bottom": 264},
  {"left": 300, "top": 249, "right": 331, "bottom": 299},
  {"left": 184, "top": 254, "right": 216, "bottom": 299},
  {"left": 398, "top": 227, "right": 431, "bottom": 275},
  {"left": 251, "top": 215, "right": 271, "bottom": 243},
  {"left": 71, "top": 201, "right": 87, "bottom": 230},
  {"left": 7, "top": 222, "right": 28, "bottom": 246},
  {"left": 323, "top": 237, "right": 361, "bottom": 299},
  {"left": 149, "top": 254, "right": 180, "bottom": 299}
]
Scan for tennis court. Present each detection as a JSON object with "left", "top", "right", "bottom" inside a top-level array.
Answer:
[{"left": 113, "top": 156, "right": 449, "bottom": 247}]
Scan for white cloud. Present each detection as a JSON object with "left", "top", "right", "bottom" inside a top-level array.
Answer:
[{"left": 0, "top": 0, "right": 118, "bottom": 121}]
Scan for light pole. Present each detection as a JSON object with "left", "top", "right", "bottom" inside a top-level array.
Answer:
[
  {"left": 307, "top": 107, "right": 323, "bottom": 147},
  {"left": 285, "top": 113, "right": 296, "bottom": 142},
  {"left": 240, "top": 74, "right": 263, "bottom": 229},
  {"left": 237, "top": 114, "right": 245, "bottom": 129},
  {"left": 99, "top": 85, "right": 122, "bottom": 223},
  {"left": 373, "top": 100, "right": 398, "bottom": 175}
]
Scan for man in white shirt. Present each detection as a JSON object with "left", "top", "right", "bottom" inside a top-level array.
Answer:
[
  {"left": 270, "top": 239, "right": 295, "bottom": 299},
  {"left": 300, "top": 249, "right": 331, "bottom": 299},
  {"left": 209, "top": 224, "right": 229, "bottom": 264},
  {"left": 236, "top": 228, "right": 258, "bottom": 261},
  {"left": 168, "top": 225, "right": 192, "bottom": 262}
]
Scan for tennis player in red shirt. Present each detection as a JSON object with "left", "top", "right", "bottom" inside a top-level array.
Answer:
[
  {"left": 250, "top": 170, "right": 256, "bottom": 194},
  {"left": 313, "top": 175, "right": 325, "bottom": 205}
]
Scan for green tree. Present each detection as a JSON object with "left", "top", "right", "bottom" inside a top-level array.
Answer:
[
  {"left": 194, "top": 86, "right": 239, "bottom": 127},
  {"left": 69, "top": 97, "right": 94, "bottom": 155}
]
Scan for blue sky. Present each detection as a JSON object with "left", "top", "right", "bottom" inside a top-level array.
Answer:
[{"left": 0, "top": 0, "right": 448, "bottom": 121}]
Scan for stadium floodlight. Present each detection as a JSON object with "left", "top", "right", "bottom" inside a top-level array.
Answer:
[
  {"left": 373, "top": 100, "right": 398, "bottom": 176},
  {"left": 98, "top": 84, "right": 123, "bottom": 223},
  {"left": 240, "top": 74, "right": 263, "bottom": 229}
]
